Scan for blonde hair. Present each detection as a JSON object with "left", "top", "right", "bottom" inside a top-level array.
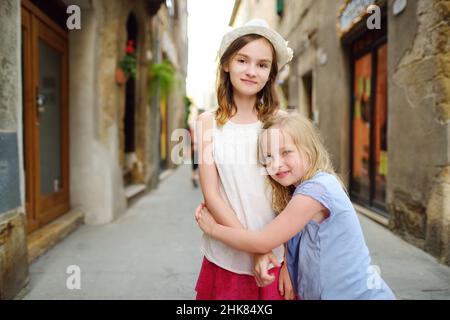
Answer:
[
  {"left": 215, "top": 34, "right": 279, "bottom": 127},
  {"left": 258, "top": 112, "right": 345, "bottom": 213}
]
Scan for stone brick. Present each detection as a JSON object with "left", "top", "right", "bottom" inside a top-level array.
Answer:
[
  {"left": 439, "top": 102, "right": 450, "bottom": 120},
  {"left": 0, "top": 212, "right": 28, "bottom": 300},
  {"left": 429, "top": 23, "right": 450, "bottom": 54},
  {"left": 395, "top": 56, "right": 445, "bottom": 86},
  {"left": 389, "top": 191, "right": 427, "bottom": 241},
  {"left": 434, "top": 0, "right": 450, "bottom": 19},
  {"left": 433, "top": 76, "right": 450, "bottom": 121},
  {"left": 425, "top": 166, "right": 450, "bottom": 265}
]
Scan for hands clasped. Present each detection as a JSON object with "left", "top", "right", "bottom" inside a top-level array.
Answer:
[
  {"left": 194, "top": 202, "right": 216, "bottom": 236},
  {"left": 194, "top": 202, "right": 295, "bottom": 299}
]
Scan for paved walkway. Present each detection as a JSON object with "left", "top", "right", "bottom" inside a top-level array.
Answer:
[{"left": 23, "top": 165, "right": 450, "bottom": 299}]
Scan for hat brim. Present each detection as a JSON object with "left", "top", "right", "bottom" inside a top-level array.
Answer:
[{"left": 219, "top": 25, "right": 293, "bottom": 70}]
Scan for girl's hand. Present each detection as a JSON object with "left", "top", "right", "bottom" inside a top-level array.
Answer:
[
  {"left": 253, "top": 252, "right": 280, "bottom": 287},
  {"left": 278, "top": 263, "right": 295, "bottom": 300},
  {"left": 194, "top": 203, "right": 205, "bottom": 221},
  {"left": 196, "top": 205, "right": 218, "bottom": 236}
]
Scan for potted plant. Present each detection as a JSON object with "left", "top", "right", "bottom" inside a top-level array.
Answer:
[
  {"left": 116, "top": 40, "right": 137, "bottom": 85},
  {"left": 148, "top": 59, "right": 176, "bottom": 99}
]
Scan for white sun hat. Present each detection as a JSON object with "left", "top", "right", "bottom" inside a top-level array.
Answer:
[{"left": 219, "top": 19, "right": 294, "bottom": 70}]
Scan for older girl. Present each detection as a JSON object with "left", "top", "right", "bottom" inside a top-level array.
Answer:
[{"left": 194, "top": 19, "right": 295, "bottom": 300}]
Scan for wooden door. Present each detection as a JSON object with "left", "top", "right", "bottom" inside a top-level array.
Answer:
[
  {"left": 350, "top": 37, "right": 388, "bottom": 214},
  {"left": 21, "top": 0, "right": 69, "bottom": 233},
  {"left": 351, "top": 51, "right": 372, "bottom": 205}
]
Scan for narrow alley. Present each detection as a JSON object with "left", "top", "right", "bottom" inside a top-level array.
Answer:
[{"left": 1, "top": 0, "right": 450, "bottom": 302}]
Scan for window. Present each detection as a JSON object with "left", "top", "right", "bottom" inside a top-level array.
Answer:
[
  {"left": 302, "top": 72, "right": 313, "bottom": 120},
  {"left": 276, "top": 0, "right": 284, "bottom": 18}
]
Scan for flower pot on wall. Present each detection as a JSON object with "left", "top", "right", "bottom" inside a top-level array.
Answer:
[{"left": 115, "top": 68, "right": 128, "bottom": 85}]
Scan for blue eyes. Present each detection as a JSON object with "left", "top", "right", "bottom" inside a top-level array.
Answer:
[{"left": 264, "top": 151, "right": 291, "bottom": 161}]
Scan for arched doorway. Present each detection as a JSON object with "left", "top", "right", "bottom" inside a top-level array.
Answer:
[{"left": 123, "top": 13, "right": 137, "bottom": 186}]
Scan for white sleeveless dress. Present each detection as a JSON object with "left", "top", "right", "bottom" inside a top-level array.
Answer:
[{"left": 201, "top": 118, "right": 285, "bottom": 275}]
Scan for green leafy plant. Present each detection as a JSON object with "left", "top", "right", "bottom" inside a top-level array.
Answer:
[
  {"left": 148, "top": 59, "right": 176, "bottom": 99},
  {"left": 183, "top": 95, "right": 193, "bottom": 129},
  {"left": 119, "top": 40, "right": 137, "bottom": 79}
]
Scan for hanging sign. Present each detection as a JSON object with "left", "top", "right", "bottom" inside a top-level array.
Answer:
[{"left": 337, "top": 0, "right": 385, "bottom": 37}]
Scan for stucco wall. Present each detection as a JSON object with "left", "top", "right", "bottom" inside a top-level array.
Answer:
[
  {"left": 0, "top": 0, "right": 28, "bottom": 299},
  {"left": 233, "top": 0, "right": 279, "bottom": 28},
  {"left": 69, "top": 0, "right": 177, "bottom": 224},
  {"left": 278, "top": 0, "right": 350, "bottom": 178},
  {"left": 68, "top": 0, "right": 128, "bottom": 225}
]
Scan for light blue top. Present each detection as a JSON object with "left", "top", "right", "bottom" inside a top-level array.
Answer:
[{"left": 286, "top": 172, "right": 396, "bottom": 300}]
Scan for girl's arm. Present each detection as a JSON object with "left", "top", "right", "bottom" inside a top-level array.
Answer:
[
  {"left": 197, "top": 193, "right": 326, "bottom": 253},
  {"left": 196, "top": 112, "right": 245, "bottom": 229}
]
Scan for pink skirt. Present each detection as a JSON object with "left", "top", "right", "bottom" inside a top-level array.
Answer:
[{"left": 195, "top": 257, "right": 285, "bottom": 300}]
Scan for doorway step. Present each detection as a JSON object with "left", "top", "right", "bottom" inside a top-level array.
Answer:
[
  {"left": 27, "top": 209, "right": 84, "bottom": 264},
  {"left": 353, "top": 203, "right": 389, "bottom": 227},
  {"left": 125, "top": 184, "right": 147, "bottom": 206}
]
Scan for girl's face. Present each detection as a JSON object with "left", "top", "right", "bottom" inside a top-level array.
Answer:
[
  {"left": 224, "top": 38, "right": 273, "bottom": 97},
  {"left": 261, "top": 128, "right": 309, "bottom": 187}
]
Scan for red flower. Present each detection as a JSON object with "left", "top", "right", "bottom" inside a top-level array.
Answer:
[
  {"left": 126, "top": 45, "right": 135, "bottom": 54},
  {"left": 125, "top": 40, "right": 135, "bottom": 54}
]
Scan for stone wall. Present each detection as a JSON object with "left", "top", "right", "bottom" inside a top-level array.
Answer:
[
  {"left": 389, "top": 0, "right": 450, "bottom": 264},
  {"left": 270, "top": 0, "right": 450, "bottom": 265}
]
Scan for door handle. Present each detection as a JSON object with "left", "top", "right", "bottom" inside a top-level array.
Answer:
[
  {"left": 35, "top": 86, "right": 45, "bottom": 126},
  {"left": 37, "top": 93, "right": 46, "bottom": 113},
  {"left": 35, "top": 86, "right": 45, "bottom": 127}
]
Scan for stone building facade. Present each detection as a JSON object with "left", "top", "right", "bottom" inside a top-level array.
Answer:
[
  {"left": 0, "top": 0, "right": 187, "bottom": 299},
  {"left": 230, "top": 0, "right": 450, "bottom": 266}
]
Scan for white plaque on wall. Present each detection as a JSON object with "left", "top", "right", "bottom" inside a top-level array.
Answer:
[{"left": 393, "top": 0, "right": 407, "bottom": 16}]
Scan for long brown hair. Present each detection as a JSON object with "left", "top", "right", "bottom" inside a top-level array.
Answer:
[
  {"left": 258, "top": 112, "right": 345, "bottom": 213},
  {"left": 215, "top": 34, "right": 279, "bottom": 127}
]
